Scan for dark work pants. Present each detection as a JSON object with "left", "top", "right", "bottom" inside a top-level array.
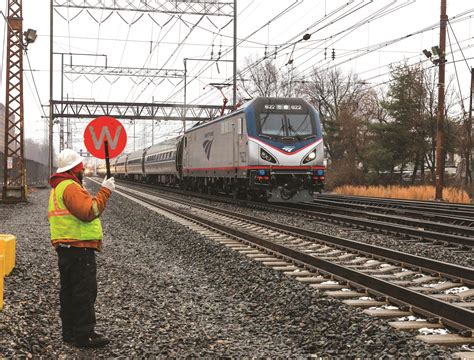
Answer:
[{"left": 56, "top": 247, "right": 97, "bottom": 339}]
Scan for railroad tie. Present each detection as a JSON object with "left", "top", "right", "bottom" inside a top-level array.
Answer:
[
  {"left": 389, "top": 321, "right": 444, "bottom": 331},
  {"left": 324, "top": 290, "right": 363, "bottom": 298},
  {"left": 416, "top": 334, "right": 474, "bottom": 346},
  {"left": 363, "top": 308, "right": 413, "bottom": 318},
  {"left": 342, "top": 299, "right": 387, "bottom": 308}
]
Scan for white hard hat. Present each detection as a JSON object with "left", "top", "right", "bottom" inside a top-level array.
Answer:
[{"left": 56, "top": 149, "right": 84, "bottom": 173}]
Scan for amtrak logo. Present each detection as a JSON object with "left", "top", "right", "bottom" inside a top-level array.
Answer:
[
  {"left": 203, "top": 139, "right": 213, "bottom": 160},
  {"left": 282, "top": 146, "right": 295, "bottom": 153}
]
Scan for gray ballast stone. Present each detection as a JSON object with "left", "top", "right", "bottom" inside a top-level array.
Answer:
[{"left": 0, "top": 183, "right": 459, "bottom": 357}]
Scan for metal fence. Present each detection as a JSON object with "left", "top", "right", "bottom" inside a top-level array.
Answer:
[{"left": 0, "top": 153, "right": 49, "bottom": 187}]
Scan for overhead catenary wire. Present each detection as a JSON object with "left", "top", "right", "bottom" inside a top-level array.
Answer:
[
  {"left": 281, "top": 0, "right": 418, "bottom": 74},
  {"left": 160, "top": 0, "right": 305, "bottom": 104},
  {"left": 120, "top": 0, "right": 264, "bottom": 105},
  {"left": 191, "top": 6, "right": 474, "bottom": 107},
  {"left": 105, "top": 8, "right": 145, "bottom": 101},
  {"left": 40, "top": 34, "right": 275, "bottom": 49},
  {"left": 185, "top": 1, "right": 386, "bottom": 105},
  {"left": 40, "top": 0, "right": 474, "bottom": 146},
  {"left": 297, "top": 8, "right": 474, "bottom": 79},
  {"left": 122, "top": 14, "right": 182, "bottom": 101},
  {"left": 164, "top": 0, "right": 351, "bottom": 105},
  {"left": 127, "top": 14, "right": 206, "bottom": 103},
  {"left": 25, "top": 53, "right": 49, "bottom": 119},
  {"left": 187, "top": 0, "right": 385, "bottom": 105}
]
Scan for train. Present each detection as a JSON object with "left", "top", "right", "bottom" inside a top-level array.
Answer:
[{"left": 97, "top": 97, "right": 325, "bottom": 202}]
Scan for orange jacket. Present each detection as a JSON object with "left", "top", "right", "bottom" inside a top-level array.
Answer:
[{"left": 63, "top": 184, "right": 111, "bottom": 223}]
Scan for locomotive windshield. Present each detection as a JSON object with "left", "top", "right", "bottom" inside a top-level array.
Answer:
[{"left": 259, "top": 113, "right": 314, "bottom": 139}]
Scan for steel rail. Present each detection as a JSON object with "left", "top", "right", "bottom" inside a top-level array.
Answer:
[
  {"left": 113, "top": 184, "right": 474, "bottom": 333},
  {"left": 284, "top": 202, "right": 474, "bottom": 241},
  {"left": 309, "top": 198, "right": 474, "bottom": 226},
  {"left": 316, "top": 194, "right": 474, "bottom": 218},
  {"left": 112, "top": 179, "right": 474, "bottom": 248},
  {"left": 318, "top": 193, "right": 474, "bottom": 208}
]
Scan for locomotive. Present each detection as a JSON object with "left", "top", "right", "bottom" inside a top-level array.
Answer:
[{"left": 99, "top": 97, "right": 325, "bottom": 202}]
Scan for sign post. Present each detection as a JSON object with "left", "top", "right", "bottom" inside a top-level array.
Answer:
[
  {"left": 104, "top": 141, "right": 111, "bottom": 179},
  {"left": 84, "top": 116, "right": 127, "bottom": 178}
]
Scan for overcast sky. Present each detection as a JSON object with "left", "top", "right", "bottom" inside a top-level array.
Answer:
[{"left": 1, "top": 0, "right": 473, "bottom": 157}]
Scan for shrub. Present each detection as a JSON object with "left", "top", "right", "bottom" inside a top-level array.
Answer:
[{"left": 332, "top": 185, "right": 471, "bottom": 204}]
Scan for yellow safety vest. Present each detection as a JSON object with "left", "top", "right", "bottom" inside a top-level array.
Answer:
[{"left": 48, "top": 179, "right": 103, "bottom": 242}]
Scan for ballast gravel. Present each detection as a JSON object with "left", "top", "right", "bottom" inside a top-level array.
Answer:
[
  {"left": 169, "top": 190, "right": 473, "bottom": 268},
  {"left": 0, "top": 182, "right": 459, "bottom": 357}
]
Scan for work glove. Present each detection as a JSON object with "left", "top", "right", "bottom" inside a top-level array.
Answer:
[{"left": 102, "top": 176, "right": 115, "bottom": 192}]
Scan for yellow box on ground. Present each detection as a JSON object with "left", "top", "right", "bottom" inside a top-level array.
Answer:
[
  {"left": 0, "top": 234, "right": 16, "bottom": 276},
  {"left": 0, "top": 255, "right": 4, "bottom": 311}
]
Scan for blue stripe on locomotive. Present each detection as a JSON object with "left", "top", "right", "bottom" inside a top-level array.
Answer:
[{"left": 244, "top": 101, "right": 322, "bottom": 152}]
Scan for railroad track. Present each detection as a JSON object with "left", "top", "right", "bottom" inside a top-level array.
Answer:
[
  {"left": 311, "top": 197, "right": 474, "bottom": 228},
  {"left": 315, "top": 194, "right": 474, "bottom": 221},
  {"left": 110, "top": 178, "right": 474, "bottom": 249},
  {"left": 91, "top": 178, "right": 474, "bottom": 346},
  {"left": 284, "top": 202, "right": 474, "bottom": 243}
]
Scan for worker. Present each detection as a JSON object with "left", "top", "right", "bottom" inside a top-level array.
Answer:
[{"left": 48, "top": 149, "right": 115, "bottom": 348}]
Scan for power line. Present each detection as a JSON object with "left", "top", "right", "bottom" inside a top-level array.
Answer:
[
  {"left": 297, "top": 8, "right": 474, "bottom": 80},
  {"left": 447, "top": 19, "right": 472, "bottom": 72},
  {"left": 41, "top": 34, "right": 274, "bottom": 48},
  {"left": 284, "top": 0, "right": 418, "bottom": 72},
  {"left": 188, "top": 1, "right": 375, "bottom": 104},
  {"left": 447, "top": 25, "right": 466, "bottom": 115},
  {"left": 121, "top": 14, "right": 181, "bottom": 101},
  {"left": 128, "top": 15, "right": 206, "bottom": 103},
  {"left": 165, "top": 0, "right": 338, "bottom": 104}
]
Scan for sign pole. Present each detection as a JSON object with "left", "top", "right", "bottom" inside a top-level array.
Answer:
[{"left": 104, "top": 140, "right": 111, "bottom": 179}]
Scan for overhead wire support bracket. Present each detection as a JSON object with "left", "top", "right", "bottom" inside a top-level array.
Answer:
[
  {"left": 51, "top": 100, "right": 233, "bottom": 121},
  {"left": 53, "top": 0, "right": 234, "bottom": 17}
]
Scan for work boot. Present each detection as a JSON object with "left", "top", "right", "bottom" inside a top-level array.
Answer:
[
  {"left": 62, "top": 329, "right": 75, "bottom": 344},
  {"left": 75, "top": 333, "right": 110, "bottom": 348},
  {"left": 62, "top": 335, "right": 75, "bottom": 344}
]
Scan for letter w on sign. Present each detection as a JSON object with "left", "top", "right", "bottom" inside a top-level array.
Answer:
[{"left": 89, "top": 126, "right": 121, "bottom": 150}]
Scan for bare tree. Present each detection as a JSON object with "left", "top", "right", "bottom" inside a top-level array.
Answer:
[
  {"left": 238, "top": 57, "right": 302, "bottom": 100},
  {"left": 301, "top": 67, "right": 376, "bottom": 186}
]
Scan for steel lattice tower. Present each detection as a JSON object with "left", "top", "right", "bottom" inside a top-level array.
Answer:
[{"left": 2, "top": 0, "right": 26, "bottom": 202}]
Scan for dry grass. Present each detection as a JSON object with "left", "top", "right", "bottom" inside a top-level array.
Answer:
[{"left": 333, "top": 185, "right": 471, "bottom": 204}]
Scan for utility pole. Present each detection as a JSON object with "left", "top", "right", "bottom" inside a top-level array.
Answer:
[
  {"left": 183, "top": 58, "right": 187, "bottom": 132},
  {"left": 232, "top": 0, "right": 237, "bottom": 108},
  {"left": 468, "top": 68, "right": 474, "bottom": 186},
  {"left": 59, "top": 54, "right": 64, "bottom": 152},
  {"left": 49, "top": 0, "right": 54, "bottom": 175},
  {"left": 435, "top": 0, "right": 447, "bottom": 200},
  {"left": 2, "top": 0, "right": 26, "bottom": 202}
]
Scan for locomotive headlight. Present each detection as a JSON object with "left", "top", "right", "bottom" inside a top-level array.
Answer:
[
  {"left": 303, "top": 149, "right": 317, "bottom": 164},
  {"left": 260, "top": 148, "right": 277, "bottom": 164}
]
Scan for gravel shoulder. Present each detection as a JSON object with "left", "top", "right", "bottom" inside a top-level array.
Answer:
[{"left": 0, "top": 182, "right": 459, "bottom": 357}]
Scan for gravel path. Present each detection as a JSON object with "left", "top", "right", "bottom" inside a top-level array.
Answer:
[{"left": 0, "top": 182, "right": 460, "bottom": 357}]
